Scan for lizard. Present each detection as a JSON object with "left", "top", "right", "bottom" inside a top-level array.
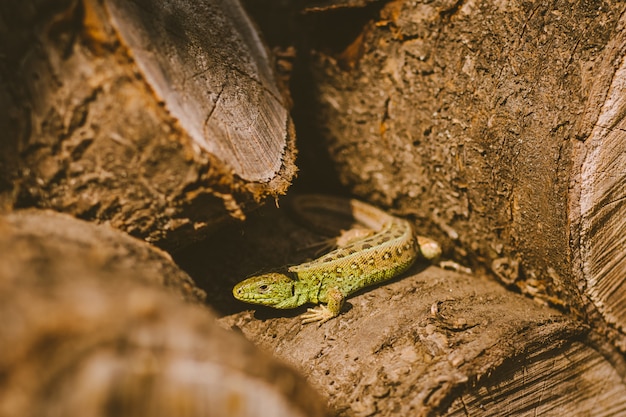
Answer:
[{"left": 232, "top": 194, "right": 442, "bottom": 324}]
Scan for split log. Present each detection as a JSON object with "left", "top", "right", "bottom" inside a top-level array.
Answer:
[
  {"left": 0, "top": 210, "right": 328, "bottom": 417},
  {"left": 289, "top": 2, "right": 626, "bottom": 355},
  {"left": 0, "top": 0, "right": 296, "bottom": 249}
]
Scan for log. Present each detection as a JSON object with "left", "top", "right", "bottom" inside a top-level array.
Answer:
[
  {"left": 0, "top": 0, "right": 296, "bottom": 249},
  {"left": 0, "top": 210, "right": 328, "bottom": 417},
  {"left": 446, "top": 341, "right": 626, "bottom": 416},
  {"left": 289, "top": 2, "right": 626, "bottom": 353},
  {"left": 0, "top": 209, "right": 206, "bottom": 303}
]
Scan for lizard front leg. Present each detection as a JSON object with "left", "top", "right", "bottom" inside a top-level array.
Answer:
[{"left": 301, "top": 287, "right": 344, "bottom": 324}]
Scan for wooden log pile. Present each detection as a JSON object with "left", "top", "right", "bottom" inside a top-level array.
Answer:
[{"left": 1, "top": 0, "right": 625, "bottom": 415}]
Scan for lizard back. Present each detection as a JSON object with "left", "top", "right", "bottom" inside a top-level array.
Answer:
[{"left": 288, "top": 195, "right": 418, "bottom": 297}]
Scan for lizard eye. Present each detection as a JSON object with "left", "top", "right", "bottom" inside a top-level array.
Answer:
[{"left": 259, "top": 284, "right": 268, "bottom": 292}]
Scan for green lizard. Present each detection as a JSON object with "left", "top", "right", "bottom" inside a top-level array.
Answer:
[{"left": 232, "top": 195, "right": 442, "bottom": 324}]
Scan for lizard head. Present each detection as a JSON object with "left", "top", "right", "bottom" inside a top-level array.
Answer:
[{"left": 233, "top": 272, "right": 303, "bottom": 309}]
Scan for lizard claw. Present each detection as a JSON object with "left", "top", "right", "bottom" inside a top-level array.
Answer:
[{"left": 301, "top": 305, "right": 335, "bottom": 324}]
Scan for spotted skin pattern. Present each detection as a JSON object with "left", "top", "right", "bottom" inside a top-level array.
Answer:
[{"left": 233, "top": 195, "right": 442, "bottom": 323}]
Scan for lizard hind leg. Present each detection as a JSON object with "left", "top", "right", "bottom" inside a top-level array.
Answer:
[{"left": 301, "top": 287, "right": 345, "bottom": 324}]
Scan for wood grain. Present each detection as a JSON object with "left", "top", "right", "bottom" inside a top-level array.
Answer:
[
  {"left": 106, "top": 0, "right": 289, "bottom": 182},
  {"left": 447, "top": 341, "right": 626, "bottom": 416},
  {"left": 571, "top": 13, "right": 626, "bottom": 352}
]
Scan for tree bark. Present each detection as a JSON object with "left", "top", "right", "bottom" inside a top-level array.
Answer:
[{"left": 0, "top": 0, "right": 296, "bottom": 249}]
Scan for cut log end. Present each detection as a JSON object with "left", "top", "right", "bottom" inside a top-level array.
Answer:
[
  {"left": 106, "top": 0, "right": 291, "bottom": 183},
  {"left": 573, "top": 42, "right": 626, "bottom": 351}
]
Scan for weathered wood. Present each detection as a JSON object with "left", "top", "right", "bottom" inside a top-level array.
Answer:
[
  {"left": 3, "top": 0, "right": 624, "bottom": 415},
  {"left": 0, "top": 0, "right": 296, "bottom": 249},
  {"left": 0, "top": 210, "right": 328, "bottom": 417},
  {"left": 446, "top": 341, "right": 626, "bottom": 416},
  {"left": 570, "top": 16, "right": 626, "bottom": 352},
  {"left": 105, "top": 0, "right": 289, "bottom": 182}
]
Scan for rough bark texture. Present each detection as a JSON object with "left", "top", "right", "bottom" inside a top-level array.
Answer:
[
  {"left": 299, "top": 0, "right": 613, "bottom": 303},
  {"left": 286, "top": 1, "right": 626, "bottom": 355},
  {"left": 0, "top": 0, "right": 296, "bottom": 249},
  {"left": 0, "top": 210, "right": 328, "bottom": 417}
]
